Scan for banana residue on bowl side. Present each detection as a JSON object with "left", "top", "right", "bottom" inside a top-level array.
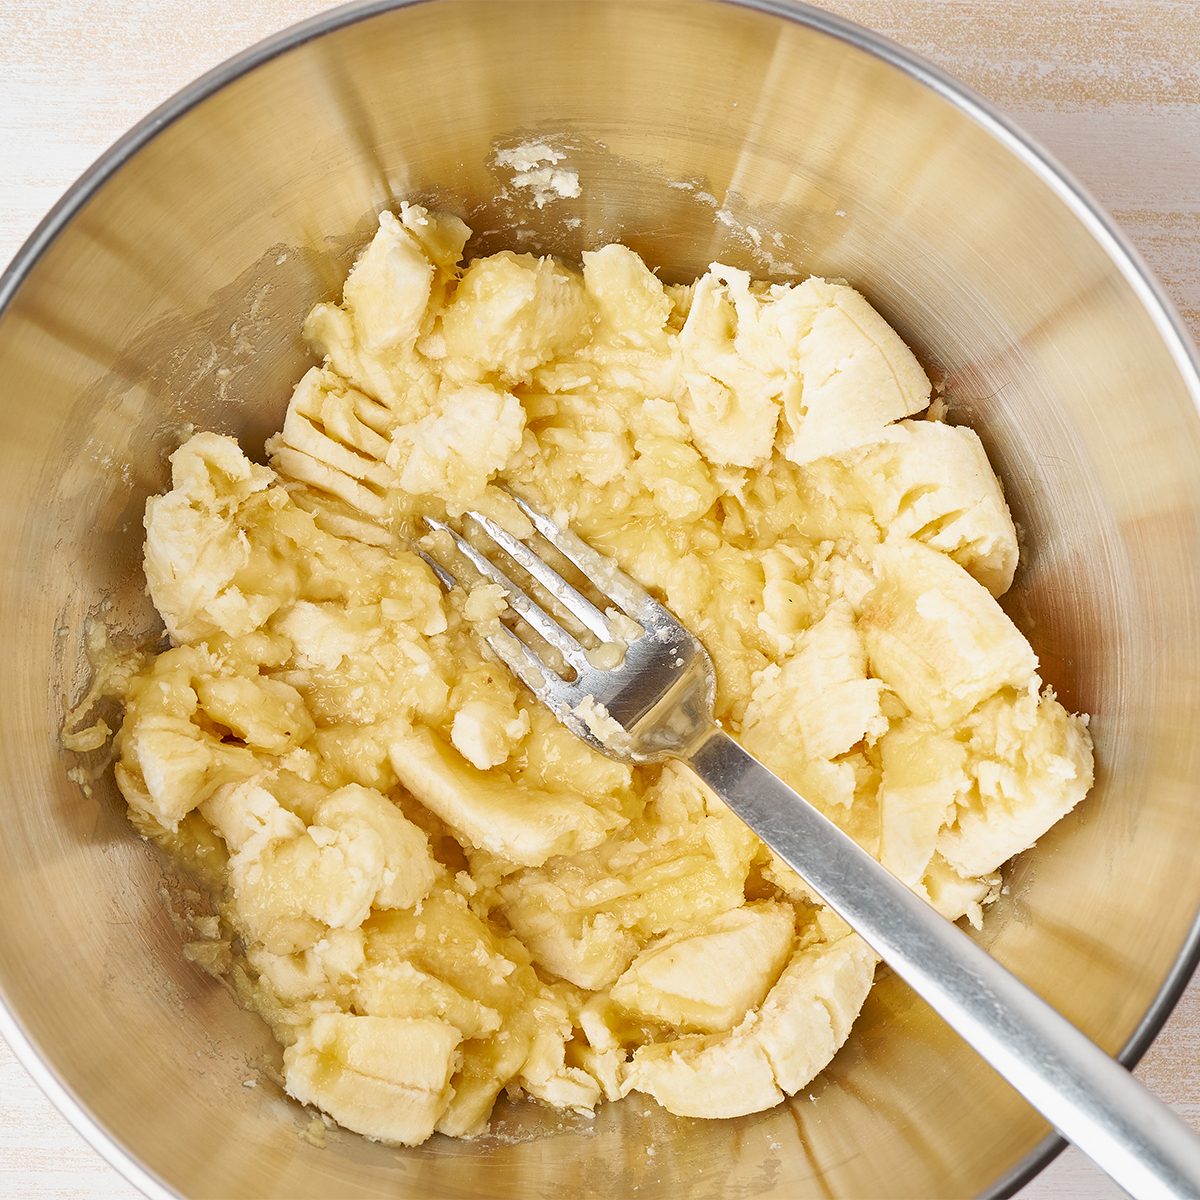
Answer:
[{"left": 67, "top": 203, "right": 1093, "bottom": 1146}]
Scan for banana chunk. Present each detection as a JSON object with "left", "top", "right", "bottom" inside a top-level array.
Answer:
[
  {"left": 194, "top": 674, "right": 314, "bottom": 754},
  {"left": 611, "top": 901, "right": 795, "bottom": 1033},
  {"left": 848, "top": 420, "right": 1019, "bottom": 596},
  {"left": 266, "top": 366, "right": 395, "bottom": 523},
  {"left": 284, "top": 1014, "right": 461, "bottom": 1145},
  {"left": 246, "top": 929, "right": 365, "bottom": 1006},
  {"left": 497, "top": 884, "right": 639, "bottom": 991},
  {"left": 393, "top": 383, "right": 526, "bottom": 507},
  {"left": 624, "top": 930, "right": 876, "bottom": 1118},
  {"left": 315, "top": 784, "right": 440, "bottom": 911},
  {"left": 113, "top": 645, "right": 261, "bottom": 829},
  {"left": 440, "top": 250, "right": 594, "bottom": 383},
  {"left": 741, "top": 602, "right": 886, "bottom": 832},
  {"left": 752, "top": 931, "right": 876, "bottom": 1095},
  {"left": 678, "top": 270, "right": 783, "bottom": 469},
  {"left": 497, "top": 764, "right": 757, "bottom": 989},
  {"left": 116, "top": 713, "right": 257, "bottom": 830},
  {"left": 362, "top": 889, "right": 548, "bottom": 1139},
  {"left": 676, "top": 268, "right": 928, "bottom": 469},
  {"left": 517, "top": 992, "right": 604, "bottom": 1115},
  {"left": 388, "top": 725, "right": 620, "bottom": 867},
  {"left": 782, "top": 281, "right": 930, "bottom": 465},
  {"left": 861, "top": 539, "right": 1038, "bottom": 726},
  {"left": 625, "top": 1032, "right": 783, "bottom": 1119},
  {"left": 582, "top": 243, "right": 673, "bottom": 344},
  {"left": 353, "top": 960, "right": 501, "bottom": 1039},
  {"left": 922, "top": 854, "right": 1000, "bottom": 927},
  {"left": 939, "top": 689, "right": 1094, "bottom": 877},
  {"left": 342, "top": 209, "right": 436, "bottom": 355},
  {"left": 878, "top": 719, "right": 969, "bottom": 886},
  {"left": 450, "top": 698, "right": 530, "bottom": 770},
  {"left": 743, "top": 601, "right": 886, "bottom": 764},
  {"left": 143, "top": 433, "right": 280, "bottom": 642},
  {"left": 204, "top": 779, "right": 437, "bottom": 955}
]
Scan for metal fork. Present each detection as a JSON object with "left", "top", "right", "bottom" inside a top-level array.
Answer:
[{"left": 422, "top": 493, "right": 1200, "bottom": 1200}]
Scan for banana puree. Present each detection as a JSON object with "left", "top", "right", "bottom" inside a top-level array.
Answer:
[{"left": 84, "top": 204, "right": 1093, "bottom": 1144}]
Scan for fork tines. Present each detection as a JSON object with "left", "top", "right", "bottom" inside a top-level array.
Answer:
[{"left": 417, "top": 492, "right": 658, "bottom": 681}]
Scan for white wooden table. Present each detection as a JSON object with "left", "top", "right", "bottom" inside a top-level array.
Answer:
[{"left": 1, "top": 2, "right": 1197, "bottom": 1196}]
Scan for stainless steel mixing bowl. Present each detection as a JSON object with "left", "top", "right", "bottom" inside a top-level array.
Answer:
[{"left": 2, "top": 1, "right": 1199, "bottom": 1196}]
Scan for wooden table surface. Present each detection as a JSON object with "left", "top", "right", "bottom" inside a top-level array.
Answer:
[{"left": 1, "top": 1, "right": 1197, "bottom": 1196}]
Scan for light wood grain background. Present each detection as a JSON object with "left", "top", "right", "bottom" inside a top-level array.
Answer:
[{"left": 1, "top": 1, "right": 1197, "bottom": 1197}]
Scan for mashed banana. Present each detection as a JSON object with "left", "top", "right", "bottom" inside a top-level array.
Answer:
[{"left": 84, "top": 203, "right": 1093, "bottom": 1145}]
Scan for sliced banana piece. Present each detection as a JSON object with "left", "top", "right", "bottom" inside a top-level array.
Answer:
[
  {"left": 878, "top": 718, "right": 969, "bottom": 886},
  {"left": 922, "top": 854, "right": 1001, "bottom": 927},
  {"left": 266, "top": 366, "right": 395, "bottom": 522},
  {"left": 143, "top": 433, "right": 280, "bottom": 643},
  {"left": 450, "top": 697, "right": 530, "bottom": 770},
  {"left": 393, "top": 383, "right": 526, "bottom": 506},
  {"left": 752, "top": 930, "right": 876, "bottom": 1096},
  {"left": 623, "top": 930, "right": 876, "bottom": 1118},
  {"left": 625, "top": 1031, "right": 783, "bottom": 1119},
  {"left": 247, "top": 927, "right": 365, "bottom": 1005},
  {"left": 516, "top": 991, "right": 603, "bottom": 1114},
  {"left": 939, "top": 688, "right": 1094, "bottom": 877},
  {"left": 203, "top": 778, "right": 438, "bottom": 955},
  {"left": 781, "top": 280, "right": 930, "bottom": 465},
  {"left": 353, "top": 960, "right": 501, "bottom": 1039},
  {"left": 743, "top": 601, "right": 886, "bottom": 764},
  {"left": 582, "top": 243, "right": 673, "bottom": 344},
  {"left": 284, "top": 1013, "right": 461, "bottom": 1145},
  {"left": 388, "top": 725, "right": 621, "bottom": 868},
  {"left": 497, "top": 764, "right": 757, "bottom": 989},
  {"left": 440, "top": 250, "right": 594, "bottom": 384},
  {"left": 116, "top": 713, "right": 258, "bottom": 831},
  {"left": 341, "top": 209, "right": 436, "bottom": 355},
  {"left": 847, "top": 419, "right": 1019, "bottom": 596},
  {"left": 363, "top": 889, "right": 546, "bottom": 1140},
  {"left": 861, "top": 539, "right": 1038, "bottom": 726},
  {"left": 194, "top": 674, "right": 314, "bottom": 755},
  {"left": 498, "top": 882, "right": 638, "bottom": 991},
  {"left": 315, "top": 784, "right": 440, "bottom": 911},
  {"left": 301, "top": 205, "right": 462, "bottom": 413},
  {"left": 114, "top": 644, "right": 262, "bottom": 830},
  {"left": 675, "top": 270, "right": 781, "bottom": 468},
  {"left": 610, "top": 901, "right": 795, "bottom": 1033}
]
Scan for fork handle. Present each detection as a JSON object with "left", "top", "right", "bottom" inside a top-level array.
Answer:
[{"left": 686, "top": 726, "right": 1200, "bottom": 1199}]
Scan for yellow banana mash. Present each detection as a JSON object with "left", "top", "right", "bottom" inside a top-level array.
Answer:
[{"left": 93, "top": 204, "right": 1094, "bottom": 1145}]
